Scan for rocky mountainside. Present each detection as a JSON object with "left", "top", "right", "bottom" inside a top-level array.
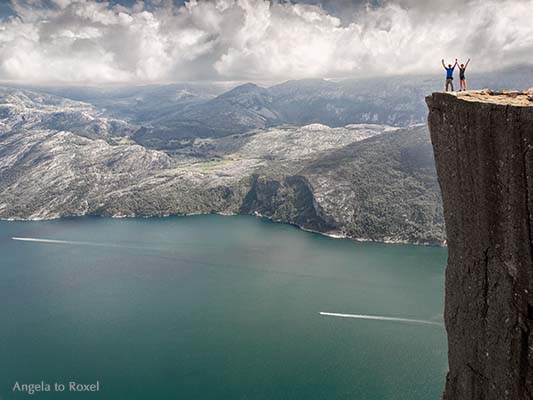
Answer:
[
  {"left": 0, "top": 87, "right": 137, "bottom": 140},
  {"left": 0, "top": 86, "right": 444, "bottom": 244},
  {"left": 427, "top": 90, "right": 533, "bottom": 399},
  {"left": 302, "top": 124, "right": 443, "bottom": 244},
  {"left": 14, "top": 65, "right": 532, "bottom": 150}
]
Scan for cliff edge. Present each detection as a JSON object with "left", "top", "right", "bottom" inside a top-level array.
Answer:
[{"left": 427, "top": 90, "right": 533, "bottom": 399}]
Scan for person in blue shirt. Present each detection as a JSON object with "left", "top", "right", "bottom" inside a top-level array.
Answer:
[{"left": 442, "top": 58, "right": 458, "bottom": 92}]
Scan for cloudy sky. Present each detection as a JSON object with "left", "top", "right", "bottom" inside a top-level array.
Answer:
[{"left": 0, "top": 0, "right": 531, "bottom": 84}]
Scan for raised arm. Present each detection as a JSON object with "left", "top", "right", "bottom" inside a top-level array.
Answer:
[
  {"left": 454, "top": 59, "right": 458, "bottom": 67},
  {"left": 465, "top": 58, "right": 471, "bottom": 68},
  {"left": 442, "top": 59, "right": 446, "bottom": 69}
]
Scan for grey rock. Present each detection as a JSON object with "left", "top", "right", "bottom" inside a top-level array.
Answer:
[
  {"left": 0, "top": 85, "right": 445, "bottom": 245},
  {"left": 427, "top": 90, "right": 533, "bottom": 399}
]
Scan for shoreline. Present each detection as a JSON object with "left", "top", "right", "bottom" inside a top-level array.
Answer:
[{"left": 0, "top": 211, "right": 447, "bottom": 247}]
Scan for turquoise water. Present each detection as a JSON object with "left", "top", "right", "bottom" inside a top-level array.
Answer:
[{"left": 0, "top": 215, "right": 448, "bottom": 399}]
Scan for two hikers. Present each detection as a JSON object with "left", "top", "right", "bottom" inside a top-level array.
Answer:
[{"left": 441, "top": 58, "right": 470, "bottom": 92}]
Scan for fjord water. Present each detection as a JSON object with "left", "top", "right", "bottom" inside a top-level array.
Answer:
[{"left": 0, "top": 215, "right": 447, "bottom": 399}]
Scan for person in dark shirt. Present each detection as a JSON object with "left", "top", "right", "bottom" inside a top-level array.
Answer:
[
  {"left": 442, "top": 58, "right": 458, "bottom": 92},
  {"left": 459, "top": 59, "right": 471, "bottom": 91}
]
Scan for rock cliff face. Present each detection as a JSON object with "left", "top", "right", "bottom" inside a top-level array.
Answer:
[{"left": 427, "top": 91, "right": 533, "bottom": 399}]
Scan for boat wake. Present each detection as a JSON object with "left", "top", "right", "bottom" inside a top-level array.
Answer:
[
  {"left": 319, "top": 312, "right": 443, "bottom": 326},
  {"left": 11, "top": 237, "right": 134, "bottom": 249}
]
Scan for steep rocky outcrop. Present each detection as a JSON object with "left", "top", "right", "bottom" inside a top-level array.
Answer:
[
  {"left": 427, "top": 90, "right": 533, "bottom": 399},
  {"left": 239, "top": 174, "right": 336, "bottom": 233}
]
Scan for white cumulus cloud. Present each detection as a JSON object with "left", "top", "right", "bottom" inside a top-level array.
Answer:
[{"left": 0, "top": 0, "right": 531, "bottom": 83}]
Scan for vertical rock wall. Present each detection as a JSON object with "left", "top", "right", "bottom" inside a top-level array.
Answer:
[{"left": 427, "top": 91, "right": 533, "bottom": 400}]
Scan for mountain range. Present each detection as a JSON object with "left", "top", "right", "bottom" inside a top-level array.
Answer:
[
  {"left": 1, "top": 65, "right": 531, "bottom": 244},
  {"left": 16, "top": 65, "right": 531, "bottom": 149}
]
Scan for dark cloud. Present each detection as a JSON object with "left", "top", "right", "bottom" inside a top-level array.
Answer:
[
  {"left": 0, "top": 1, "right": 15, "bottom": 17},
  {"left": 0, "top": 0, "right": 530, "bottom": 83}
]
